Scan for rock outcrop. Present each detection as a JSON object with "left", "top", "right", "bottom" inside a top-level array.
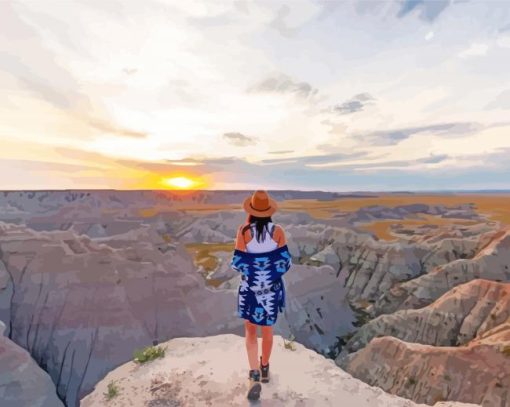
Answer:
[
  {"left": 81, "top": 333, "right": 478, "bottom": 407},
  {"left": 0, "top": 320, "right": 64, "bottom": 407},
  {"left": 340, "top": 328, "right": 510, "bottom": 406},
  {"left": 341, "top": 279, "right": 510, "bottom": 353},
  {"left": 0, "top": 222, "right": 242, "bottom": 406},
  {"left": 286, "top": 223, "right": 499, "bottom": 309},
  {"left": 0, "top": 220, "right": 355, "bottom": 406},
  {"left": 374, "top": 230, "right": 510, "bottom": 316}
]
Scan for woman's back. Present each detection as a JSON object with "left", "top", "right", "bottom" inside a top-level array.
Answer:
[{"left": 245, "top": 222, "right": 278, "bottom": 253}]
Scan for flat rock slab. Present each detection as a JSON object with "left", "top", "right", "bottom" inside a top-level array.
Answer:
[{"left": 81, "top": 334, "right": 478, "bottom": 407}]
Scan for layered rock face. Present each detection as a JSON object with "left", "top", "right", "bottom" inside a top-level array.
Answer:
[
  {"left": 337, "top": 232, "right": 510, "bottom": 406},
  {"left": 0, "top": 222, "right": 242, "bottom": 406},
  {"left": 0, "top": 218, "right": 357, "bottom": 405},
  {"left": 341, "top": 279, "right": 510, "bottom": 353},
  {"left": 373, "top": 230, "right": 510, "bottom": 315},
  {"left": 80, "top": 333, "right": 477, "bottom": 407},
  {"left": 340, "top": 330, "right": 510, "bottom": 406},
  {"left": 285, "top": 223, "right": 499, "bottom": 309},
  {"left": 0, "top": 321, "right": 64, "bottom": 407}
]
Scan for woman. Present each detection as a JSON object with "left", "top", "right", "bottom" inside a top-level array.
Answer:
[{"left": 231, "top": 190, "right": 292, "bottom": 401}]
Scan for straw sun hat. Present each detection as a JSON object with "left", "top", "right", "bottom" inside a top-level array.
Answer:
[{"left": 243, "top": 190, "right": 278, "bottom": 217}]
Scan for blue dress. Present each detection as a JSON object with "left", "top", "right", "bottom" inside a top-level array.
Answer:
[{"left": 231, "top": 245, "right": 292, "bottom": 326}]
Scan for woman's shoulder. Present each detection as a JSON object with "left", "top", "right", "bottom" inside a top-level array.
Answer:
[{"left": 272, "top": 223, "right": 285, "bottom": 238}]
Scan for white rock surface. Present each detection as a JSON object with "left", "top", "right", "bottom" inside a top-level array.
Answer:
[{"left": 81, "top": 333, "right": 478, "bottom": 407}]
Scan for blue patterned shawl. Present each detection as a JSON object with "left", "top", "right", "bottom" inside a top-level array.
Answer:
[{"left": 230, "top": 245, "right": 292, "bottom": 326}]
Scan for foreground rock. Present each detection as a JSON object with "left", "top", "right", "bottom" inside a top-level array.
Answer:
[
  {"left": 81, "top": 333, "right": 477, "bottom": 407},
  {"left": 0, "top": 321, "right": 64, "bottom": 407}
]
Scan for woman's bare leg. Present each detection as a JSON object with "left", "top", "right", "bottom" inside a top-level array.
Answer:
[
  {"left": 244, "top": 320, "right": 259, "bottom": 370},
  {"left": 261, "top": 325, "right": 273, "bottom": 365}
]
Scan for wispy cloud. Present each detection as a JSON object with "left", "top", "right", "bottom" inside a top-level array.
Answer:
[
  {"left": 330, "top": 93, "right": 375, "bottom": 115},
  {"left": 459, "top": 42, "right": 489, "bottom": 58},
  {"left": 223, "top": 132, "right": 257, "bottom": 146},
  {"left": 261, "top": 152, "right": 367, "bottom": 165},
  {"left": 356, "top": 122, "right": 481, "bottom": 146},
  {"left": 486, "top": 90, "right": 510, "bottom": 110},
  {"left": 397, "top": 0, "right": 451, "bottom": 22},
  {"left": 88, "top": 119, "right": 148, "bottom": 139},
  {"left": 248, "top": 73, "right": 318, "bottom": 99}
]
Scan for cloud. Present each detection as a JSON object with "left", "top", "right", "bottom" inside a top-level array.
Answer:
[
  {"left": 459, "top": 42, "right": 489, "bottom": 58},
  {"left": 268, "top": 2, "right": 321, "bottom": 37},
  {"left": 261, "top": 152, "right": 367, "bottom": 165},
  {"left": 268, "top": 150, "right": 294, "bottom": 154},
  {"left": 248, "top": 73, "right": 318, "bottom": 99},
  {"left": 331, "top": 93, "right": 375, "bottom": 115},
  {"left": 419, "top": 154, "right": 449, "bottom": 164},
  {"left": 499, "top": 23, "right": 510, "bottom": 33},
  {"left": 88, "top": 119, "right": 149, "bottom": 139},
  {"left": 223, "top": 132, "right": 257, "bottom": 146},
  {"left": 357, "top": 122, "right": 480, "bottom": 146},
  {"left": 0, "top": 53, "right": 80, "bottom": 110},
  {"left": 397, "top": 0, "right": 451, "bottom": 22},
  {"left": 486, "top": 90, "right": 510, "bottom": 110}
]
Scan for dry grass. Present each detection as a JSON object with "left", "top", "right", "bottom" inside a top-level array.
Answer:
[
  {"left": 358, "top": 215, "right": 478, "bottom": 241},
  {"left": 282, "top": 194, "right": 510, "bottom": 241},
  {"left": 138, "top": 193, "right": 510, "bottom": 242},
  {"left": 280, "top": 194, "right": 510, "bottom": 222},
  {"left": 185, "top": 242, "right": 234, "bottom": 287}
]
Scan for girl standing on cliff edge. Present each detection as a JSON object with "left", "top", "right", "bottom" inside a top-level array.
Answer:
[{"left": 231, "top": 190, "right": 292, "bottom": 401}]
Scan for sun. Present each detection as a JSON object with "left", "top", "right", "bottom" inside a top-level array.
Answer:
[{"left": 163, "top": 176, "right": 196, "bottom": 189}]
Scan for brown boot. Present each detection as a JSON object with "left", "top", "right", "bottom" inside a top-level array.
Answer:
[
  {"left": 260, "top": 356, "right": 270, "bottom": 383},
  {"left": 247, "top": 369, "right": 261, "bottom": 400}
]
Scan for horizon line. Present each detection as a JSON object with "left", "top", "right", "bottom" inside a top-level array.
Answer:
[{"left": 2, "top": 188, "right": 510, "bottom": 194}]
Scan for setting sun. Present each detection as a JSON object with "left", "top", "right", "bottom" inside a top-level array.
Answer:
[{"left": 163, "top": 176, "right": 196, "bottom": 189}]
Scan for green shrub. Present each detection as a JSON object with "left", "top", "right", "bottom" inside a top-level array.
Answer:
[
  {"left": 501, "top": 345, "right": 510, "bottom": 357},
  {"left": 103, "top": 381, "right": 119, "bottom": 401},
  {"left": 133, "top": 345, "right": 167, "bottom": 364},
  {"left": 283, "top": 334, "right": 296, "bottom": 351}
]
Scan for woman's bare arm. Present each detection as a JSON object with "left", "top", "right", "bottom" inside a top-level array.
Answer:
[
  {"left": 273, "top": 225, "right": 287, "bottom": 248},
  {"left": 235, "top": 225, "right": 247, "bottom": 251}
]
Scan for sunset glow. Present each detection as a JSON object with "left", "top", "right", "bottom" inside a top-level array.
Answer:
[{"left": 163, "top": 177, "right": 197, "bottom": 190}]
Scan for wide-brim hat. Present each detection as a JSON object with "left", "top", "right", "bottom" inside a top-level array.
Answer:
[{"left": 243, "top": 190, "right": 278, "bottom": 217}]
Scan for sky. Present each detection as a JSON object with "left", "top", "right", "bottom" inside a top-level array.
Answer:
[{"left": 1, "top": 0, "right": 510, "bottom": 191}]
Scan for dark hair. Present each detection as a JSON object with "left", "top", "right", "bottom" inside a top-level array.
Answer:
[{"left": 242, "top": 215, "right": 273, "bottom": 243}]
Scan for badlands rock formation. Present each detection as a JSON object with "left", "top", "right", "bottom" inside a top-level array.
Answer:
[
  {"left": 0, "top": 217, "right": 355, "bottom": 405},
  {"left": 336, "top": 233, "right": 510, "bottom": 406},
  {"left": 373, "top": 230, "right": 510, "bottom": 315},
  {"left": 340, "top": 330, "right": 510, "bottom": 406},
  {"left": 0, "top": 221, "right": 242, "bottom": 406},
  {"left": 0, "top": 320, "right": 64, "bottom": 407},
  {"left": 341, "top": 279, "right": 510, "bottom": 352},
  {"left": 81, "top": 333, "right": 478, "bottom": 407},
  {"left": 0, "top": 190, "right": 507, "bottom": 406}
]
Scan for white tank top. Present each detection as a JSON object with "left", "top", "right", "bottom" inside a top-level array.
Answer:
[{"left": 246, "top": 222, "right": 278, "bottom": 253}]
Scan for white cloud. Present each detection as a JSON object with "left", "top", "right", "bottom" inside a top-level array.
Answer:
[{"left": 458, "top": 42, "right": 489, "bottom": 58}]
